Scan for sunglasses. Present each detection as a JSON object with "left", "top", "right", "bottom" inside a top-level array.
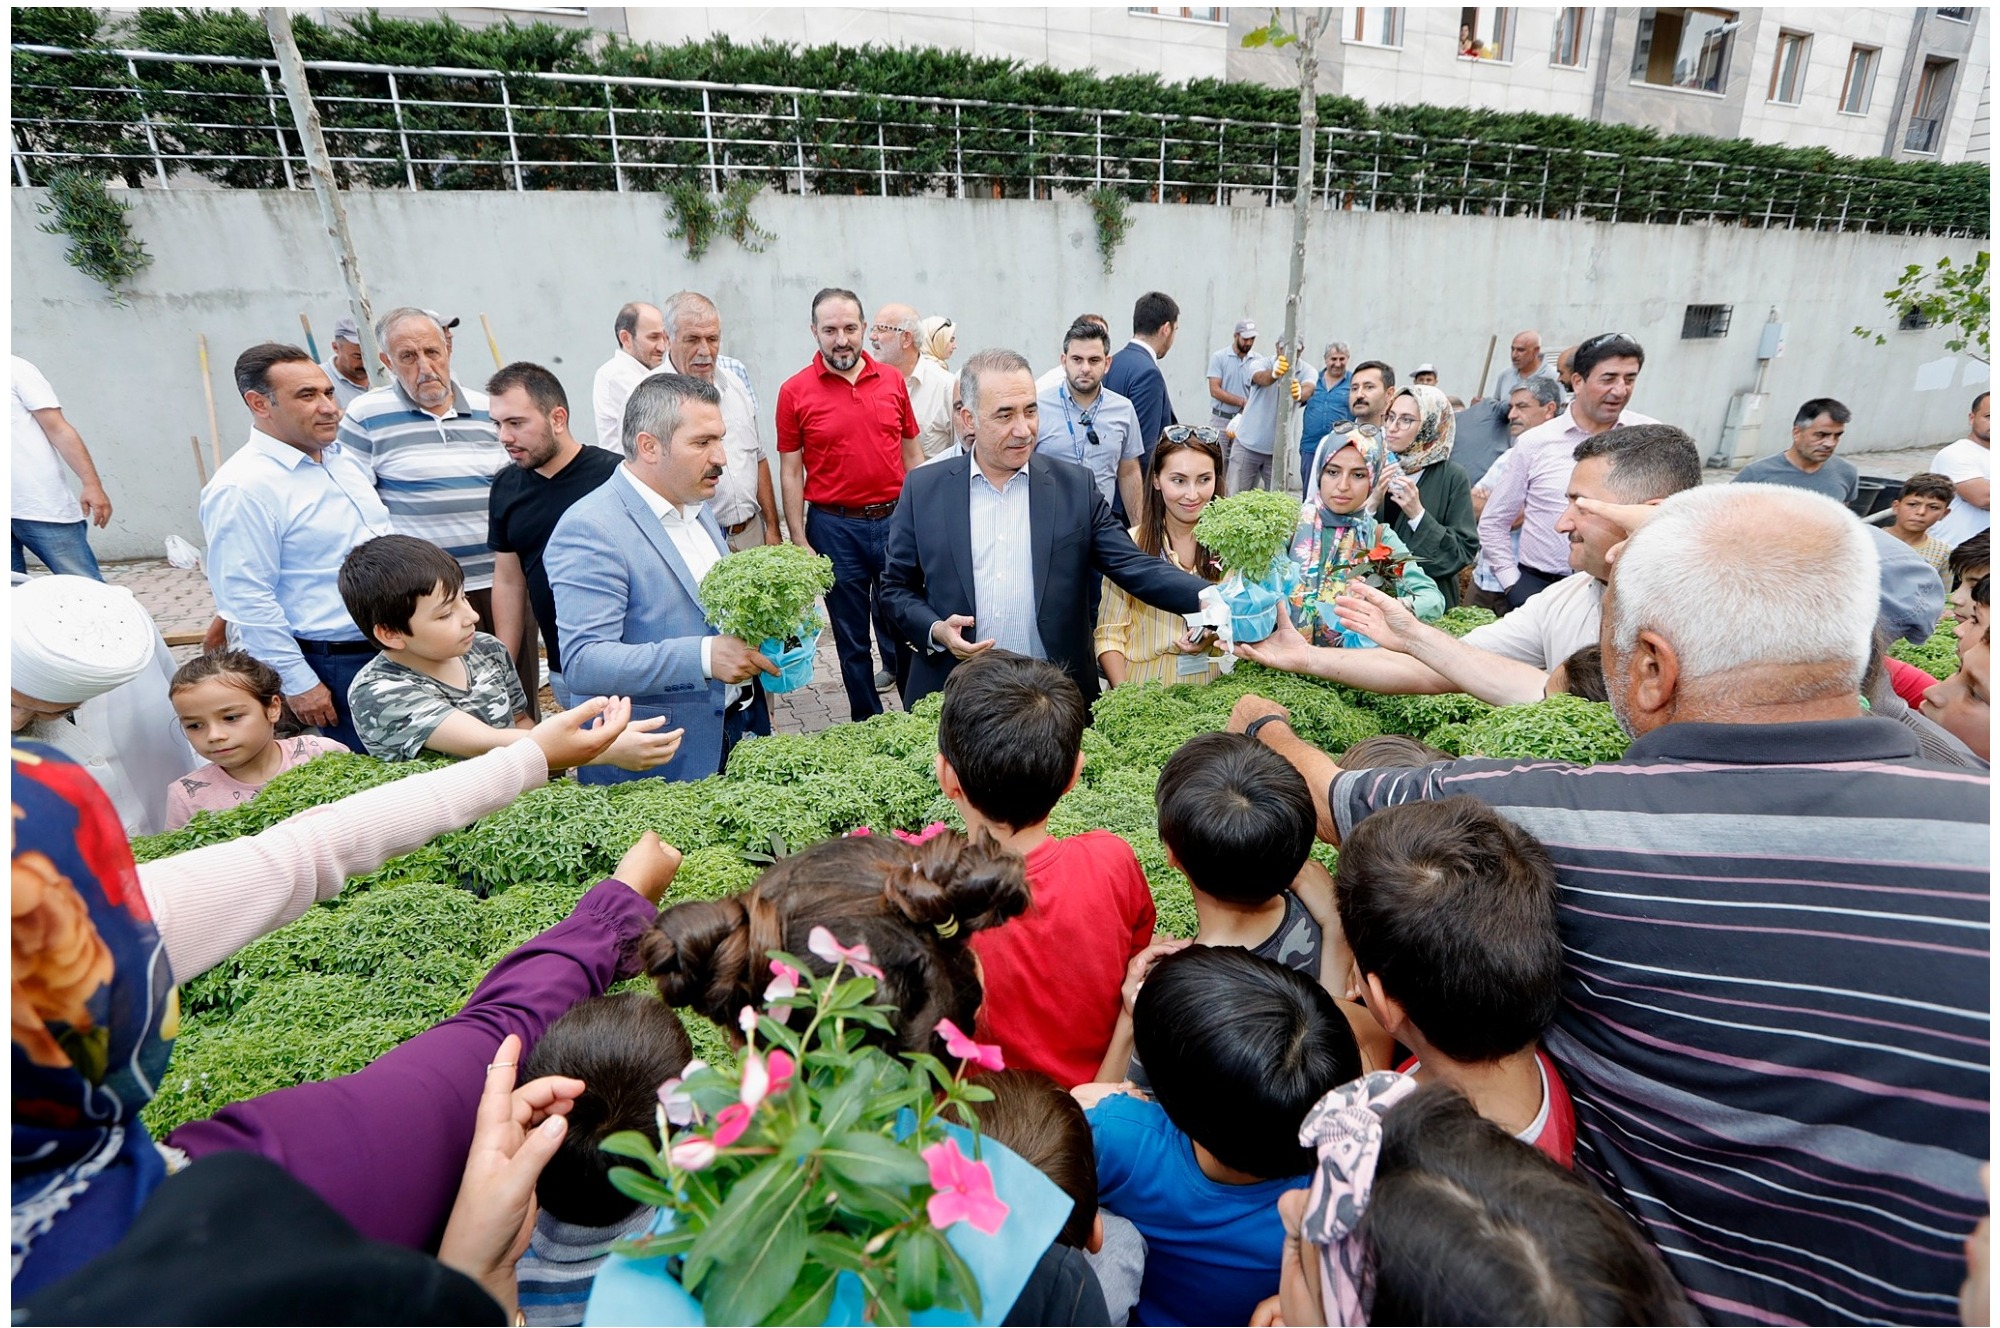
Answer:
[{"left": 1162, "top": 424, "right": 1225, "bottom": 446}]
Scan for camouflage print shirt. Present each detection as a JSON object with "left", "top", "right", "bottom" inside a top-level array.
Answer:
[{"left": 347, "top": 631, "right": 529, "bottom": 761}]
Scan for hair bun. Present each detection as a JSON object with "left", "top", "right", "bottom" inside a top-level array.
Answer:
[
  {"left": 640, "top": 898, "right": 750, "bottom": 1012},
  {"left": 881, "top": 830, "right": 1031, "bottom": 937}
]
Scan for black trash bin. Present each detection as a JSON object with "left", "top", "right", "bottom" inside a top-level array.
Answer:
[{"left": 1850, "top": 475, "right": 1899, "bottom": 519}]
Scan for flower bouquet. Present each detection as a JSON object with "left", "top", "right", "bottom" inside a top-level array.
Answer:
[
  {"left": 696, "top": 545, "right": 836, "bottom": 694},
  {"left": 1194, "top": 488, "right": 1307, "bottom": 644},
  {"left": 587, "top": 927, "right": 1070, "bottom": 1326}
]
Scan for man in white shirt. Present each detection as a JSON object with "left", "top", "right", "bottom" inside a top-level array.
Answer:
[
  {"left": 590, "top": 301, "right": 668, "bottom": 453},
  {"left": 1929, "top": 391, "right": 1991, "bottom": 551},
  {"left": 202, "top": 342, "right": 397, "bottom": 750},
  {"left": 868, "top": 301, "right": 958, "bottom": 460},
  {"left": 657, "top": 291, "right": 783, "bottom": 551},
  {"left": 322, "top": 316, "right": 372, "bottom": 411},
  {"left": 546, "top": 373, "right": 777, "bottom": 783},
  {"left": 12, "top": 356, "right": 113, "bottom": 580}
]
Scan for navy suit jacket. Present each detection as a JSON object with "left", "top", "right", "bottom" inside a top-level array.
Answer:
[
  {"left": 1104, "top": 342, "right": 1176, "bottom": 465},
  {"left": 881, "top": 455, "right": 1207, "bottom": 707}
]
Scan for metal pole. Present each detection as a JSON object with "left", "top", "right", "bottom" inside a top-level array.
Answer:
[
  {"left": 259, "top": 65, "right": 297, "bottom": 188},
  {"left": 954, "top": 103, "right": 963, "bottom": 198},
  {"left": 606, "top": 83, "right": 626, "bottom": 192},
  {"left": 498, "top": 76, "right": 524, "bottom": 191},
  {"left": 1215, "top": 122, "right": 1225, "bottom": 205},
  {"left": 387, "top": 71, "right": 417, "bottom": 190},
  {"left": 877, "top": 121, "right": 888, "bottom": 197},
  {"left": 12, "top": 126, "right": 32, "bottom": 188},
  {"left": 792, "top": 95, "right": 807, "bottom": 195},
  {"left": 128, "top": 57, "right": 170, "bottom": 188},
  {"left": 263, "top": 8, "right": 381, "bottom": 385},
  {"left": 701, "top": 87, "right": 719, "bottom": 193}
]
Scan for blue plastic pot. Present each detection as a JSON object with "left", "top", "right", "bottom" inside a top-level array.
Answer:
[
  {"left": 1220, "top": 567, "right": 1289, "bottom": 644},
  {"left": 759, "top": 628, "right": 820, "bottom": 694}
]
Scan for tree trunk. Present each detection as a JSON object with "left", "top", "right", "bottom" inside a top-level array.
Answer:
[{"left": 1271, "top": 9, "right": 1329, "bottom": 497}]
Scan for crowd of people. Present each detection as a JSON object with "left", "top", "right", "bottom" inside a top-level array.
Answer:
[{"left": 9, "top": 287, "right": 1992, "bottom": 1326}]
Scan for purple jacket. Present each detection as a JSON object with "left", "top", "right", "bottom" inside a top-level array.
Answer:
[{"left": 168, "top": 879, "right": 657, "bottom": 1251}]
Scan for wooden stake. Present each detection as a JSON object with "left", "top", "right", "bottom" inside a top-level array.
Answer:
[
  {"left": 299, "top": 311, "right": 319, "bottom": 361},
  {"left": 1477, "top": 333, "right": 1498, "bottom": 399},
  {"left": 197, "top": 334, "right": 222, "bottom": 469},
  {"left": 190, "top": 435, "right": 208, "bottom": 486},
  {"left": 479, "top": 313, "right": 503, "bottom": 369}
]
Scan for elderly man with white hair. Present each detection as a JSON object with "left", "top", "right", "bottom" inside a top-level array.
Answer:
[
  {"left": 12, "top": 574, "right": 198, "bottom": 835},
  {"left": 1228, "top": 481, "right": 1990, "bottom": 1328}
]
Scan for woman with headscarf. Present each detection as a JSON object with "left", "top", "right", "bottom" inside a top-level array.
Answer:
[
  {"left": 1288, "top": 431, "right": 1443, "bottom": 648},
  {"left": 920, "top": 315, "right": 957, "bottom": 369},
  {"left": 1374, "top": 384, "right": 1479, "bottom": 608}
]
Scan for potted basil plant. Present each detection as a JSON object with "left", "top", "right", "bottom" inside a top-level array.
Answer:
[
  {"left": 697, "top": 545, "right": 836, "bottom": 694},
  {"left": 1193, "top": 488, "right": 1306, "bottom": 644}
]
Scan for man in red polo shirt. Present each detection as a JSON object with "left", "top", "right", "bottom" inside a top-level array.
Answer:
[{"left": 777, "top": 287, "right": 924, "bottom": 720}]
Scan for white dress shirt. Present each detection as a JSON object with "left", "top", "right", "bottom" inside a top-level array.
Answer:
[
  {"left": 907, "top": 355, "right": 958, "bottom": 459},
  {"left": 199, "top": 428, "right": 396, "bottom": 697},
  {"left": 965, "top": 458, "right": 1045, "bottom": 659},
  {"left": 592, "top": 349, "right": 653, "bottom": 453},
  {"left": 618, "top": 466, "right": 739, "bottom": 700},
  {"left": 703, "top": 368, "right": 765, "bottom": 528}
]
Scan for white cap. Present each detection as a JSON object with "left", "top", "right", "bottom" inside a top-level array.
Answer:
[
  {"left": 12, "top": 576, "right": 156, "bottom": 706},
  {"left": 1234, "top": 319, "right": 1257, "bottom": 338},
  {"left": 1413, "top": 363, "right": 1438, "bottom": 375}
]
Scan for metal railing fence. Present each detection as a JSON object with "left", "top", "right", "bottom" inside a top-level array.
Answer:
[{"left": 10, "top": 44, "right": 1986, "bottom": 236}]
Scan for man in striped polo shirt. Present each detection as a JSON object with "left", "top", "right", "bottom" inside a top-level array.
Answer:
[
  {"left": 1235, "top": 482, "right": 1989, "bottom": 1327},
  {"left": 338, "top": 307, "right": 508, "bottom": 629}
]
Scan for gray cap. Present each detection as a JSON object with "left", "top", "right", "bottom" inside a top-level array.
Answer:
[
  {"left": 1414, "top": 363, "right": 1438, "bottom": 375},
  {"left": 1234, "top": 319, "right": 1257, "bottom": 338},
  {"left": 331, "top": 316, "right": 359, "bottom": 343},
  {"left": 1868, "top": 524, "right": 1947, "bottom": 646}
]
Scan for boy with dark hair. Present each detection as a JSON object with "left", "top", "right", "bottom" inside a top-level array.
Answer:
[
  {"left": 1082, "top": 946, "right": 1361, "bottom": 1326},
  {"left": 1884, "top": 472, "right": 1958, "bottom": 582},
  {"left": 1333, "top": 795, "right": 1575, "bottom": 1164},
  {"left": 341, "top": 534, "right": 679, "bottom": 771},
  {"left": 1949, "top": 529, "right": 1989, "bottom": 624},
  {"left": 942, "top": 651, "right": 1157, "bottom": 1088},
  {"left": 514, "top": 994, "right": 694, "bottom": 1326}
]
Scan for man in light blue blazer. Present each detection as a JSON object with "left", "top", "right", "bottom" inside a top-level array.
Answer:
[{"left": 546, "top": 373, "right": 776, "bottom": 784}]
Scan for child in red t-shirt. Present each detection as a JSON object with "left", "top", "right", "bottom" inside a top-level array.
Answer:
[
  {"left": 1332, "top": 795, "right": 1577, "bottom": 1166},
  {"left": 939, "top": 653, "right": 1157, "bottom": 1088}
]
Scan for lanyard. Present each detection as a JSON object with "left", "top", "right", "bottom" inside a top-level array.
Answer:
[{"left": 1060, "top": 386, "right": 1095, "bottom": 465}]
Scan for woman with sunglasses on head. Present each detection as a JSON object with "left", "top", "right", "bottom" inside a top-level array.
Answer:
[
  {"left": 1096, "top": 425, "right": 1230, "bottom": 686},
  {"left": 920, "top": 315, "right": 958, "bottom": 370},
  {"left": 1374, "top": 383, "right": 1479, "bottom": 608}
]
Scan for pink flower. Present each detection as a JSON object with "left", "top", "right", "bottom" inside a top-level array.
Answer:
[
  {"left": 765, "top": 959, "right": 802, "bottom": 1003},
  {"left": 892, "top": 822, "right": 951, "bottom": 846},
  {"left": 807, "top": 925, "right": 885, "bottom": 980},
  {"left": 922, "top": 1137, "right": 1010, "bottom": 1236},
  {"left": 740, "top": 1048, "right": 797, "bottom": 1109},
  {"left": 935, "top": 1018, "right": 1006, "bottom": 1072},
  {"left": 656, "top": 1059, "right": 706, "bottom": 1127},
  {"left": 669, "top": 1136, "right": 717, "bottom": 1172},
  {"left": 712, "top": 1102, "right": 752, "bottom": 1148},
  {"left": 739, "top": 1005, "right": 760, "bottom": 1036},
  {"left": 845, "top": 826, "right": 873, "bottom": 837}
]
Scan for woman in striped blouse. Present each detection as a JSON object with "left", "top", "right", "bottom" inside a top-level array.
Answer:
[{"left": 1095, "top": 426, "right": 1230, "bottom": 687}]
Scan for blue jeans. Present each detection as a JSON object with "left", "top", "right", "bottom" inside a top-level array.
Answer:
[
  {"left": 12, "top": 519, "right": 102, "bottom": 579},
  {"left": 806, "top": 506, "right": 902, "bottom": 722},
  {"left": 297, "top": 642, "right": 375, "bottom": 752}
]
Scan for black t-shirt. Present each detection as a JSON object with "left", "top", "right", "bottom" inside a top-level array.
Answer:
[{"left": 487, "top": 444, "right": 621, "bottom": 673}]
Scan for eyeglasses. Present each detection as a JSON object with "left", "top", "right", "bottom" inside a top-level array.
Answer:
[
  {"left": 1384, "top": 411, "right": 1422, "bottom": 429},
  {"left": 1161, "top": 424, "right": 1224, "bottom": 446}
]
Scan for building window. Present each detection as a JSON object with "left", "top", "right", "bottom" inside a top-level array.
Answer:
[
  {"left": 1936, "top": 7, "right": 1972, "bottom": 20},
  {"left": 1551, "top": 7, "right": 1592, "bottom": 67},
  {"left": 1905, "top": 57, "right": 1957, "bottom": 153},
  {"left": 1129, "top": 6, "right": 1228, "bottom": 22},
  {"left": 1767, "top": 30, "right": 1810, "bottom": 104},
  {"left": 1839, "top": 45, "right": 1879, "bottom": 115},
  {"left": 1346, "top": 7, "right": 1404, "bottom": 47},
  {"left": 1457, "top": 7, "right": 1514, "bottom": 60},
  {"left": 1682, "top": 305, "right": 1734, "bottom": 339},
  {"left": 1631, "top": 8, "right": 1739, "bottom": 94},
  {"left": 1900, "top": 305, "right": 1935, "bottom": 331}
]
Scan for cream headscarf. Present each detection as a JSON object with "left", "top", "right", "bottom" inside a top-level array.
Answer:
[
  {"left": 1389, "top": 384, "right": 1457, "bottom": 472},
  {"left": 920, "top": 315, "right": 956, "bottom": 367},
  {"left": 12, "top": 576, "right": 156, "bottom": 705}
]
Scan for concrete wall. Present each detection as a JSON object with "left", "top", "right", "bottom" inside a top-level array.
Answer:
[{"left": 12, "top": 187, "right": 1986, "bottom": 560}]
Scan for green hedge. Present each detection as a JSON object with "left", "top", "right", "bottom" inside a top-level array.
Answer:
[{"left": 11, "top": 6, "right": 1986, "bottom": 234}]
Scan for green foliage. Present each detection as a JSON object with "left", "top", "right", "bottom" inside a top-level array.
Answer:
[
  {"left": 1889, "top": 621, "right": 1961, "bottom": 680},
  {"left": 1433, "top": 605, "right": 1497, "bottom": 637},
  {"left": 1358, "top": 689, "right": 1495, "bottom": 736},
  {"left": 11, "top": 12, "right": 1983, "bottom": 234},
  {"left": 1457, "top": 695, "right": 1631, "bottom": 765},
  {"left": 1240, "top": 9, "right": 1299, "bottom": 49},
  {"left": 1854, "top": 251, "right": 1990, "bottom": 361},
  {"left": 1087, "top": 186, "right": 1131, "bottom": 274},
  {"left": 697, "top": 544, "right": 835, "bottom": 646},
  {"left": 1195, "top": 489, "right": 1305, "bottom": 580},
  {"left": 663, "top": 181, "right": 720, "bottom": 259},
  {"left": 132, "top": 753, "right": 449, "bottom": 862},
  {"left": 34, "top": 169, "right": 150, "bottom": 295}
]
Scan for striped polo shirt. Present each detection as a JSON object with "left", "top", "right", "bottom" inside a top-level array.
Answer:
[
  {"left": 1331, "top": 718, "right": 1990, "bottom": 1327},
  {"left": 338, "top": 379, "right": 505, "bottom": 590}
]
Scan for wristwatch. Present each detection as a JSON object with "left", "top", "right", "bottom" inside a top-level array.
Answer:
[{"left": 1244, "top": 713, "right": 1292, "bottom": 743}]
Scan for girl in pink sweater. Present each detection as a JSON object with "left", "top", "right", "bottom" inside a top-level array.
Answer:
[{"left": 164, "top": 650, "right": 348, "bottom": 830}]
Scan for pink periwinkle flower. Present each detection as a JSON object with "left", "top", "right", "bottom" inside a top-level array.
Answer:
[
  {"left": 807, "top": 925, "right": 885, "bottom": 980},
  {"left": 711, "top": 1102, "right": 752, "bottom": 1148},
  {"left": 655, "top": 1059, "right": 707, "bottom": 1127},
  {"left": 740, "top": 1047, "right": 797, "bottom": 1110},
  {"left": 922, "top": 1137, "right": 1010, "bottom": 1236},
  {"left": 892, "top": 822, "right": 951, "bottom": 846},
  {"left": 935, "top": 1018, "right": 1006, "bottom": 1072},
  {"left": 765, "top": 959, "right": 803, "bottom": 1003},
  {"left": 739, "top": 1005, "right": 760, "bottom": 1036},
  {"left": 669, "top": 1136, "right": 717, "bottom": 1172}
]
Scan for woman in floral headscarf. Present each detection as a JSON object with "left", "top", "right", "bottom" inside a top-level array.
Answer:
[
  {"left": 1288, "top": 431, "right": 1444, "bottom": 648},
  {"left": 1376, "top": 384, "right": 1479, "bottom": 609}
]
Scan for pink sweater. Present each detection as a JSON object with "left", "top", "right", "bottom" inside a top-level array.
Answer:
[{"left": 137, "top": 742, "right": 549, "bottom": 983}]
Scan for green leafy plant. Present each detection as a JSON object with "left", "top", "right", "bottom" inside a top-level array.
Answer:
[
  {"left": 1854, "top": 251, "right": 1990, "bottom": 361},
  {"left": 663, "top": 180, "right": 720, "bottom": 259},
  {"left": 35, "top": 169, "right": 151, "bottom": 296},
  {"left": 1457, "top": 695, "right": 1631, "bottom": 765},
  {"left": 1890, "top": 621, "right": 1961, "bottom": 680},
  {"left": 719, "top": 177, "right": 774, "bottom": 252},
  {"left": 697, "top": 544, "right": 835, "bottom": 646},
  {"left": 1194, "top": 489, "right": 1304, "bottom": 582},
  {"left": 1086, "top": 186, "right": 1131, "bottom": 274},
  {"left": 1433, "top": 605, "right": 1498, "bottom": 637},
  {"left": 605, "top": 946, "right": 1002, "bottom": 1326}
]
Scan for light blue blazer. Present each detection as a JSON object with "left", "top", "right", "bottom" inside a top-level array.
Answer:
[{"left": 545, "top": 471, "right": 729, "bottom": 784}]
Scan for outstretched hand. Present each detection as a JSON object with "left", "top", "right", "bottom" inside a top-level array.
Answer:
[
  {"left": 436, "top": 1035, "right": 586, "bottom": 1318},
  {"left": 1332, "top": 581, "right": 1422, "bottom": 655},
  {"left": 1571, "top": 495, "right": 1661, "bottom": 568},
  {"left": 614, "top": 831, "right": 684, "bottom": 905},
  {"left": 1235, "top": 599, "right": 1314, "bottom": 673},
  {"left": 528, "top": 695, "right": 631, "bottom": 771}
]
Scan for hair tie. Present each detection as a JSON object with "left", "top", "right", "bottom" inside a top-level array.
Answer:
[
  {"left": 1296, "top": 1071, "right": 1419, "bottom": 1326},
  {"left": 933, "top": 915, "right": 960, "bottom": 939}
]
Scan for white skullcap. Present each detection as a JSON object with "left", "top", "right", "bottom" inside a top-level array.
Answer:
[{"left": 12, "top": 576, "right": 157, "bottom": 705}]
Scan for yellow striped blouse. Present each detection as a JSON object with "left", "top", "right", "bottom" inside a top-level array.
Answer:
[{"left": 1094, "top": 535, "right": 1226, "bottom": 687}]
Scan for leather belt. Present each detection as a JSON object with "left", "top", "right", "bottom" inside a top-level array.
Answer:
[
  {"left": 812, "top": 500, "right": 898, "bottom": 521},
  {"left": 724, "top": 515, "right": 758, "bottom": 535},
  {"left": 295, "top": 636, "right": 377, "bottom": 656}
]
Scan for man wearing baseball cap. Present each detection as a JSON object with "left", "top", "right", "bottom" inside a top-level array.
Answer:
[
  {"left": 1412, "top": 363, "right": 1439, "bottom": 386},
  {"left": 322, "top": 316, "right": 371, "bottom": 411},
  {"left": 1207, "top": 318, "right": 1259, "bottom": 445}
]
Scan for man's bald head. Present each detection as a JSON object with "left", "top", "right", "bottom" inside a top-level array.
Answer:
[
  {"left": 870, "top": 303, "right": 923, "bottom": 373},
  {"left": 615, "top": 301, "right": 667, "bottom": 370},
  {"left": 1510, "top": 330, "right": 1543, "bottom": 375}
]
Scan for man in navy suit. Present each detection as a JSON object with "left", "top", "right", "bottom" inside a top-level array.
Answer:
[
  {"left": 882, "top": 348, "right": 1218, "bottom": 708},
  {"left": 546, "top": 374, "right": 775, "bottom": 784},
  {"left": 1102, "top": 290, "right": 1182, "bottom": 475}
]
